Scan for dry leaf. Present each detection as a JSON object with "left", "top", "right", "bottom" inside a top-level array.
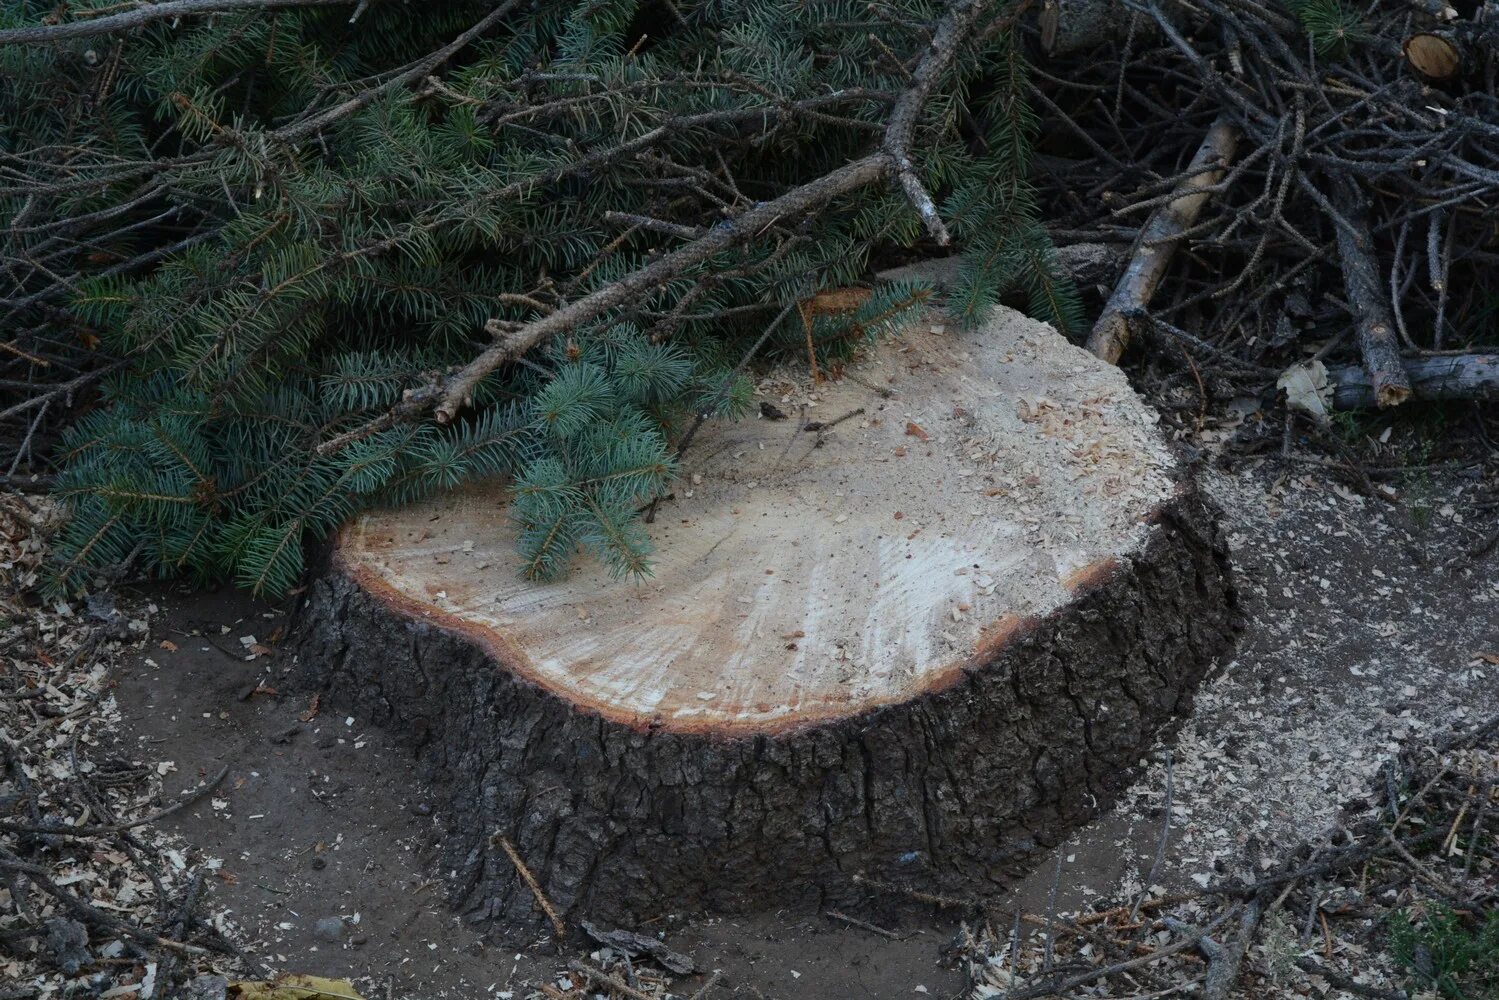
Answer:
[
  {"left": 904, "top": 421, "right": 930, "bottom": 441},
  {"left": 800, "top": 287, "right": 873, "bottom": 317},
  {"left": 230, "top": 975, "right": 365, "bottom": 1000},
  {"left": 298, "top": 694, "right": 321, "bottom": 723}
]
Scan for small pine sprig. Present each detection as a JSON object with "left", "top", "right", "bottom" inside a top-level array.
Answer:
[{"left": 1287, "top": 0, "right": 1368, "bottom": 56}]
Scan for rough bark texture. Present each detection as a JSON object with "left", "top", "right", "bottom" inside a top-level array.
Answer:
[
  {"left": 291, "top": 487, "right": 1236, "bottom": 933},
  {"left": 1037, "top": 0, "right": 1181, "bottom": 57},
  {"left": 1086, "top": 117, "right": 1239, "bottom": 365},
  {"left": 1330, "top": 352, "right": 1499, "bottom": 408},
  {"left": 1332, "top": 183, "right": 1413, "bottom": 408}
]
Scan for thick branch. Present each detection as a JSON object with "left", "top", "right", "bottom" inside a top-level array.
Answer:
[
  {"left": 436, "top": 156, "right": 890, "bottom": 422},
  {"left": 1404, "top": 31, "right": 1466, "bottom": 79},
  {"left": 1086, "top": 115, "right": 1239, "bottom": 364},
  {"left": 1331, "top": 183, "right": 1413, "bottom": 407},
  {"left": 0, "top": 0, "right": 358, "bottom": 45},
  {"left": 1329, "top": 353, "right": 1497, "bottom": 408}
]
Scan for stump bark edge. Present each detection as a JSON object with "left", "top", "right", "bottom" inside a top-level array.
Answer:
[{"left": 291, "top": 480, "right": 1237, "bottom": 932}]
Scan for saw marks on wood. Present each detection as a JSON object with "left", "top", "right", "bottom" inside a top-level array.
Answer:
[{"left": 336, "top": 306, "right": 1176, "bottom": 734}]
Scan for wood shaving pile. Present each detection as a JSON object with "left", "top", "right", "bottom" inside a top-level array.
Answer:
[
  {"left": 0, "top": 492, "right": 253, "bottom": 1000},
  {"left": 958, "top": 715, "right": 1498, "bottom": 999}
]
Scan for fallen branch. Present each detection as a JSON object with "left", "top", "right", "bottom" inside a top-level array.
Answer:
[
  {"left": 1202, "top": 897, "right": 1262, "bottom": 1000},
  {"left": 1296, "top": 957, "right": 1412, "bottom": 1000},
  {"left": 1003, "top": 906, "right": 1241, "bottom": 1000},
  {"left": 1330, "top": 183, "right": 1413, "bottom": 407},
  {"left": 1328, "top": 353, "right": 1498, "bottom": 408},
  {"left": 323, "top": 0, "right": 1013, "bottom": 439},
  {"left": 688, "top": 970, "right": 724, "bottom": 1000},
  {"left": 0, "top": 765, "right": 229, "bottom": 838},
  {"left": 825, "top": 908, "right": 905, "bottom": 940},
  {"left": 1404, "top": 31, "right": 1467, "bottom": 78},
  {"left": 566, "top": 961, "right": 657, "bottom": 1000},
  {"left": 0, "top": 0, "right": 358, "bottom": 44},
  {"left": 1086, "top": 115, "right": 1240, "bottom": 364},
  {"left": 1038, "top": 0, "right": 1180, "bottom": 57}
]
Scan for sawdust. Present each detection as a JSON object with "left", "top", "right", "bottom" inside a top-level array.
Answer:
[{"left": 0, "top": 495, "right": 251, "bottom": 999}]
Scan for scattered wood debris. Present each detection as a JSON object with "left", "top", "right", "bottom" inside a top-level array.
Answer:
[
  {"left": 950, "top": 716, "right": 1499, "bottom": 999},
  {"left": 0, "top": 494, "right": 258, "bottom": 999}
]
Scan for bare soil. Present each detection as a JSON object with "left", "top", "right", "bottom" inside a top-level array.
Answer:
[{"left": 105, "top": 459, "right": 1498, "bottom": 999}]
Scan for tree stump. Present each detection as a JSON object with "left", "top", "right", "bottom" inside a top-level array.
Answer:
[{"left": 294, "top": 305, "right": 1236, "bottom": 931}]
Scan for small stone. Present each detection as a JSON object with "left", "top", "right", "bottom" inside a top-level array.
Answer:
[
  {"left": 310, "top": 856, "right": 327, "bottom": 871},
  {"left": 410, "top": 802, "right": 433, "bottom": 816},
  {"left": 351, "top": 935, "right": 369, "bottom": 948},
  {"left": 43, "top": 917, "right": 91, "bottom": 974},
  {"left": 313, "top": 917, "right": 346, "bottom": 942},
  {"left": 184, "top": 974, "right": 229, "bottom": 1000}
]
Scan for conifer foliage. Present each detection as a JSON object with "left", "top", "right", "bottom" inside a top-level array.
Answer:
[{"left": 0, "top": 0, "right": 1072, "bottom": 594}]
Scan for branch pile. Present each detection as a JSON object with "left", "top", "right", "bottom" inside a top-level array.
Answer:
[
  {"left": 952, "top": 714, "right": 1499, "bottom": 999},
  {"left": 1028, "top": 0, "right": 1499, "bottom": 408},
  {"left": 0, "top": 0, "right": 1063, "bottom": 593},
  {"left": 0, "top": 0, "right": 1495, "bottom": 595}
]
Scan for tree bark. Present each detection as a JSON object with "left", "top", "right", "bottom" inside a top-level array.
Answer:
[
  {"left": 1087, "top": 117, "right": 1239, "bottom": 365},
  {"left": 1331, "top": 184, "right": 1413, "bottom": 408},
  {"left": 1329, "top": 353, "right": 1498, "bottom": 409},
  {"left": 1037, "top": 0, "right": 1180, "bottom": 57},
  {"left": 294, "top": 499, "right": 1233, "bottom": 931}
]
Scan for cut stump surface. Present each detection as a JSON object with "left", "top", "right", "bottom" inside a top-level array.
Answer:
[{"left": 296, "top": 306, "right": 1236, "bottom": 929}]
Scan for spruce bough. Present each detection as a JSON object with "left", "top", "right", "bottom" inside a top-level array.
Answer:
[{"left": 0, "top": 0, "right": 1080, "bottom": 595}]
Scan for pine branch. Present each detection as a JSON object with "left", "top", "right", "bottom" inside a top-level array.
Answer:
[
  {"left": 0, "top": 0, "right": 361, "bottom": 44},
  {"left": 342, "top": 0, "right": 1020, "bottom": 436},
  {"left": 16, "top": 0, "right": 1061, "bottom": 594}
]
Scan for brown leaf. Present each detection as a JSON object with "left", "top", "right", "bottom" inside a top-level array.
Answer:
[
  {"left": 801, "top": 287, "right": 873, "bottom": 317},
  {"left": 159, "top": 639, "right": 179, "bottom": 652},
  {"left": 298, "top": 694, "right": 321, "bottom": 723},
  {"left": 904, "top": 421, "right": 930, "bottom": 441}
]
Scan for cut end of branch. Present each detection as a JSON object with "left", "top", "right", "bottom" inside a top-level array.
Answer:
[
  {"left": 1403, "top": 32, "right": 1463, "bottom": 80},
  {"left": 1374, "top": 383, "right": 1413, "bottom": 408},
  {"left": 1085, "top": 310, "right": 1131, "bottom": 365}
]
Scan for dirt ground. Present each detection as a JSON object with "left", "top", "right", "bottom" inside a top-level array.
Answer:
[{"left": 106, "top": 458, "right": 1498, "bottom": 999}]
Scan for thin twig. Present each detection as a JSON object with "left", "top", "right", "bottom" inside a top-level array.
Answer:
[{"left": 494, "top": 835, "right": 566, "bottom": 938}]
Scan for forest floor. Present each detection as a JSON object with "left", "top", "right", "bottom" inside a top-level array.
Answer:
[{"left": 80, "top": 435, "right": 1497, "bottom": 999}]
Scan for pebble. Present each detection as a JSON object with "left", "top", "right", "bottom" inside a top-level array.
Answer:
[
  {"left": 184, "top": 975, "right": 228, "bottom": 1000},
  {"left": 313, "top": 917, "right": 346, "bottom": 942}
]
